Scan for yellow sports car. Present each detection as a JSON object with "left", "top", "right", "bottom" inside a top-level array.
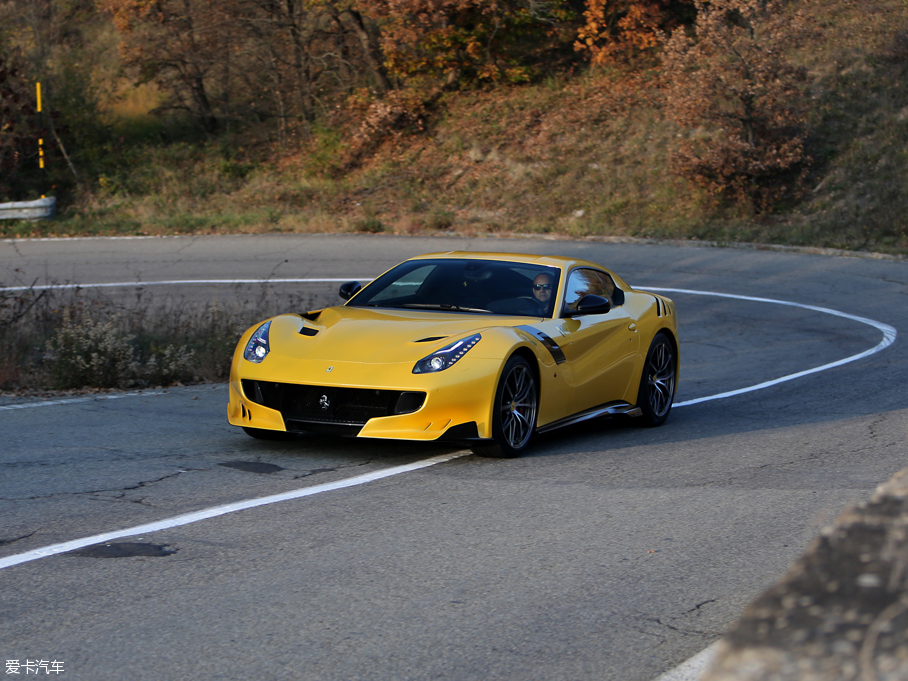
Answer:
[{"left": 228, "top": 252, "right": 678, "bottom": 457}]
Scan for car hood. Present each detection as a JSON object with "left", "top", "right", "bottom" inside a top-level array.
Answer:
[{"left": 268, "top": 306, "right": 531, "bottom": 364}]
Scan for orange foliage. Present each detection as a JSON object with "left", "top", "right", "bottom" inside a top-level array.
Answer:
[
  {"left": 576, "top": 0, "right": 690, "bottom": 63},
  {"left": 360, "top": 0, "right": 569, "bottom": 85}
]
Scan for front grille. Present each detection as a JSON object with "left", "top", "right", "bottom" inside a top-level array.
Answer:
[{"left": 242, "top": 380, "right": 425, "bottom": 427}]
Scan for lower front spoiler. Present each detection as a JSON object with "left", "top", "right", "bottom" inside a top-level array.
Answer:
[{"left": 280, "top": 419, "right": 481, "bottom": 441}]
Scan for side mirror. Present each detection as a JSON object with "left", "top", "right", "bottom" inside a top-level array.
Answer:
[
  {"left": 572, "top": 294, "right": 611, "bottom": 316},
  {"left": 338, "top": 281, "right": 362, "bottom": 301}
]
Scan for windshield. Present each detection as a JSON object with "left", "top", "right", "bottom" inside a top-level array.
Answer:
[{"left": 347, "top": 259, "right": 562, "bottom": 317}]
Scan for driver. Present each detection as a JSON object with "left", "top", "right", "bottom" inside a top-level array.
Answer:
[{"left": 532, "top": 273, "right": 554, "bottom": 314}]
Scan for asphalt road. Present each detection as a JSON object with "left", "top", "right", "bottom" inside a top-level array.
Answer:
[{"left": 1, "top": 234, "right": 907, "bottom": 681}]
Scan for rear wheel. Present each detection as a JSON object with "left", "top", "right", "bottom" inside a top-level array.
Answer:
[
  {"left": 471, "top": 355, "right": 538, "bottom": 458},
  {"left": 637, "top": 333, "right": 676, "bottom": 426}
]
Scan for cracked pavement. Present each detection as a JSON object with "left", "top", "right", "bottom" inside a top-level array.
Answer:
[{"left": 0, "top": 383, "right": 452, "bottom": 559}]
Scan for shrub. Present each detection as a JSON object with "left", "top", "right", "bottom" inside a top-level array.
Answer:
[
  {"left": 141, "top": 344, "right": 197, "bottom": 386},
  {"left": 427, "top": 209, "right": 455, "bottom": 230},
  {"left": 44, "top": 310, "right": 138, "bottom": 389},
  {"left": 354, "top": 217, "right": 385, "bottom": 233}
]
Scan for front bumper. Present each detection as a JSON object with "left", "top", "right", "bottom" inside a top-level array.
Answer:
[{"left": 227, "top": 357, "right": 501, "bottom": 441}]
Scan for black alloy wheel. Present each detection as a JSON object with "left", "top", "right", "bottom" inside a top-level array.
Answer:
[
  {"left": 638, "top": 333, "right": 676, "bottom": 426},
  {"left": 472, "top": 355, "right": 538, "bottom": 458}
]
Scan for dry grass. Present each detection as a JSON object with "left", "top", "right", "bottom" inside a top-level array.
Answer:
[{"left": 0, "top": 282, "right": 335, "bottom": 393}]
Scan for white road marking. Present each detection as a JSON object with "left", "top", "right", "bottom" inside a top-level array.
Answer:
[
  {"left": 0, "top": 451, "right": 470, "bottom": 570},
  {"left": 640, "top": 287, "right": 898, "bottom": 407},
  {"left": 3, "top": 236, "right": 164, "bottom": 242},
  {"left": 0, "top": 391, "right": 165, "bottom": 411},
  {"left": 653, "top": 643, "right": 721, "bottom": 681},
  {"left": 0, "top": 278, "right": 365, "bottom": 292},
  {"left": 0, "top": 284, "right": 897, "bottom": 579}
]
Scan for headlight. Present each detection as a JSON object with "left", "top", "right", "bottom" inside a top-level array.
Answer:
[
  {"left": 243, "top": 321, "right": 272, "bottom": 363},
  {"left": 413, "top": 334, "right": 481, "bottom": 374}
]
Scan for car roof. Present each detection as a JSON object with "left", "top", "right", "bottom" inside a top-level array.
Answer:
[{"left": 407, "top": 251, "right": 607, "bottom": 272}]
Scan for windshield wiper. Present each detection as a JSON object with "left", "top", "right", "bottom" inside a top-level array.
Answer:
[{"left": 402, "top": 303, "right": 492, "bottom": 313}]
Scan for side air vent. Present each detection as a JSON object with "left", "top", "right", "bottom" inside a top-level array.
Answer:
[{"left": 652, "top": 295, "right": 673, "bottom": 318}]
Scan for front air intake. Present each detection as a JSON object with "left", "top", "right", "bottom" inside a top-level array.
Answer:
[{"left": 242, "top": 380, "right": 426, "bottom": 427}]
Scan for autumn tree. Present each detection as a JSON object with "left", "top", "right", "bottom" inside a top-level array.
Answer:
[
  {"left": 576, "top": 0, "right": 691, "bottom": 64},
  {"left": 362, "top": 0, "right": 575, "bottom": 86},
  {"left": 0, "top": 49, "right": 36, "bottom": 199},
  {"left": 0, "top": 0, "right": 108, "bottom": 183},
  {"left": 103, "top": 0, "right": 391, "bottom": 136},
  {"left": 225, "top": 0, "right": 389, "bottom": 124},
  {"left": 661, "top": 0, "right": 813, "bottom": 211},
  {"left": 101, "top": 0, "right": 237, "bottom": 132}
]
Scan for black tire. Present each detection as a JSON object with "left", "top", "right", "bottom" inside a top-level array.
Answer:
[
  {"left": 471, "top": 355, "right": 538, "bottom": 458},
  {"left": 637, "top": 333, "right": 676, "bottom": 427},
  {"left": 242, "top": 426, "right": 297, "bottom": 441}
]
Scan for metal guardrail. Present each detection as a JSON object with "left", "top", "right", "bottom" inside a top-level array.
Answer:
[{"left": 0, "top": 197, "right": 56, "bottom": 220}]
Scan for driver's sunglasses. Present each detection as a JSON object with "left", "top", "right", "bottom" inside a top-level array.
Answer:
[{"left": 533, "top": 284, "right": 552, "bottom": 291}]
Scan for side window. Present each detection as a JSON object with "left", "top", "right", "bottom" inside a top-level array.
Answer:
[
  {"left": 562, "top": 269, "right": 617, "bottom": 314},
  {"left": 595, "top": 270, "right": 617, "bottom": 301}
]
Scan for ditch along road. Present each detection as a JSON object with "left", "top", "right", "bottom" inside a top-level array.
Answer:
[{"left": 0, "top": 234, "right": 906, "bottom": 681}]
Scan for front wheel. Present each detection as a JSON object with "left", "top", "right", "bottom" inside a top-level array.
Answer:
[
  {"left": 471, "top": 355, "right": 538, "bottom": 458},
  {"left": 637, "top": 333, "right": 676, "bottom": 427}
]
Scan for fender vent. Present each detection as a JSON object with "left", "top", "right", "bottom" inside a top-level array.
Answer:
[
  {"left": 299, "top": 326, "right": 319, "bottom": 336},
  {"left": 415, "top": 336, "right": 447, "bottom": 343},
  {"left": 653, "top": 295, "right": 673, "bottom": 317}
]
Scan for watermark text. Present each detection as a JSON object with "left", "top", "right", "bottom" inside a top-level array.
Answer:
[{"left": 5, "top": 660, "right": 64, "bottom": 675}]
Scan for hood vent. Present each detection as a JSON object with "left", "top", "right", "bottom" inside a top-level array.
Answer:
[
  {"left": 299, "top": 327, "right": 319, "bottom": 337},
  {"left": 414, "top": 336, "right": 447, "bottom": 343}
]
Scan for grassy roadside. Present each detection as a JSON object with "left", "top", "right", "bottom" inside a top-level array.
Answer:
[{"left": 0, "top": 283, "right": 332, "bottom": 394}]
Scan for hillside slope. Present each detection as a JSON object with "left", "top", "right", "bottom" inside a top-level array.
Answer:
[{"left": 2, "top": 0, "right": 906, "bottom": 255}]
